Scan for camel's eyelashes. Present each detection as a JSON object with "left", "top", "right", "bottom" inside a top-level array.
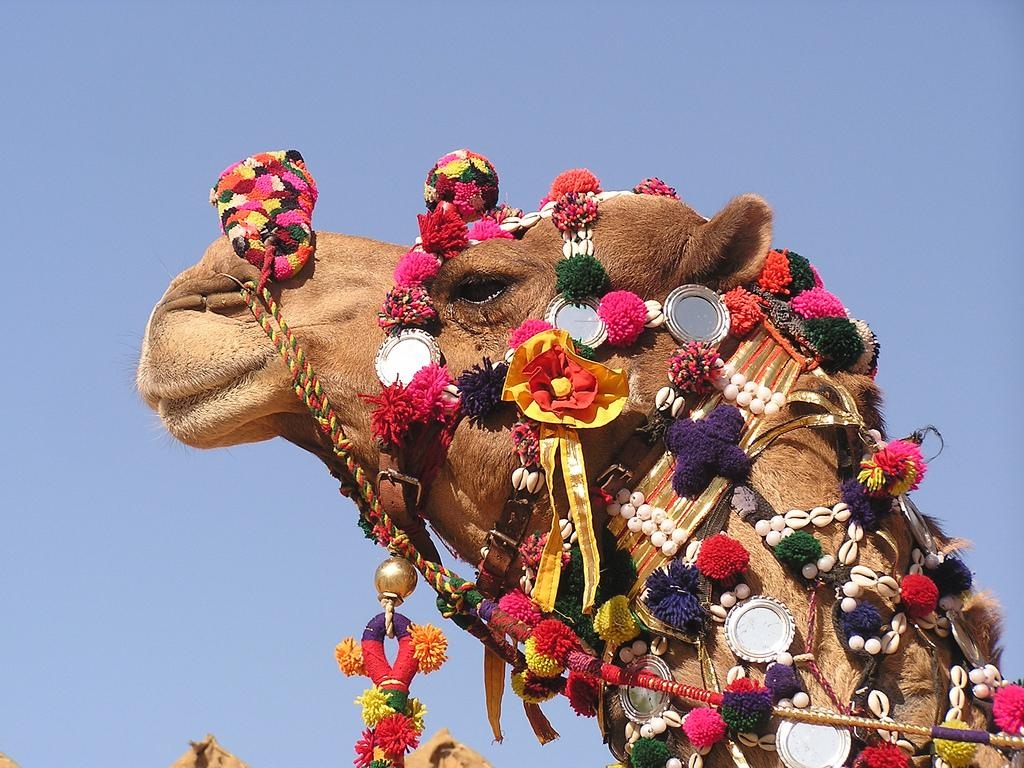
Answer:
[{"left": 453, "top": 276, "right": 510, "bottom": 305}]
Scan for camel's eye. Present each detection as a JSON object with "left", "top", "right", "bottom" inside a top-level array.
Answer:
[{"left": 454, "top": 276, "right": 509, "bottom": 304}]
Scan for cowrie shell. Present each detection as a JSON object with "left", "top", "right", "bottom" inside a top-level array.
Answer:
[
  {"left": 499, "top": 217, "right": 521, "bottom": 232},
  {"left": 881, "top": 630, "right": 900, "bottom": 654},
  {"left": 945, "top": 707, "right": 962, "bottom": 723},
  {"left": 520, "top": 211, "right": 541, "bottom": 227},
  {"left": 511, "top": 466, "right": 529, "bottom": 491},
  {"left": 727, "top": 665, "right": 746, "bottom": 684},
  {"left": 834, "top": 505, "right": 851, "bottom": 522},
  {"left": 868, "top": 690, "right": 890, "bottom": 718},
  {"left": 848, "top": 522, "right": 865, "bottom": 542},
  {"left": 876, "top": 576, "right": 900, "bottom": 600},
  {"left": 526, "top": 470, "right": 545, "bottom": 494},
  {"left": 688, "top": 754, "right": 703, "bottom": 768},
  {"left": 671, "top": 397, "right": 686, "bottom": 418},
  {"left": 758, "top": 734, "right": 777, "bottom": 751},
  {"left": 737, "top": 732, "right": 759, "bottom": 746},
  {"left": 561, "top": 241, "right": 572, "bottom": 258},
  {"left": 785, "top": 508, "right": 811, "bottom": 529},
  {"left": 663, "top": 709, "right": 683, "bottom": 728},
  {"left": 651, "top": 636, "right": 669, "bottom": 656},
  {"left": 949, "top": 687, "right": 966, "bottom": 709},
  {"left": 839, "top": 539, "right": 859, "bottom": 565},
  {"left": 811, "top": 506, "right": 834, "bottom": 527},
  {"left": 656, "top": 386, "right": 675, "bottom": 410},
  {"left": 851, "top": 565, "right": 879, "bottom": 587},
  {"left": 710, "top": 604, "right": 728, "bottom": 621}
]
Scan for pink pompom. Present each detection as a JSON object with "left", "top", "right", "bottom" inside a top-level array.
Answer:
[
  {"left": 498, "top": 589, "right": 542, "bottom": 626},
  {"left": 791, "top": 286, "right": 846, "bottom": 319},
  {"left": 508, "top": 319, "right": 553, "bottom": 349},
  {"left": 597, "top": 290, "right": 647, "bottom": 347},
  {"left": 467, "top": 218, "right": 515, "bottom": 242},
  {"left": 405, "top": 363, "right": 457, "bottom": 423},
  {"left": 810, "top": 264, "right": 825, "bottom": 288},
  {"left": 393, "top": 250, "right": 441, "bottom": 287},
  {"left": 683, "top": 707, "right": 727, "bottom": 749},
  {"left": 993, "top": 683, "right": 1024, "bottom": 734}
]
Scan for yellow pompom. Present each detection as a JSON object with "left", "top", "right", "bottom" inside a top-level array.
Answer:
[
  {"left": 409, "top": 623, "right": 448, "bottom": 674},
  {"left": 592, "top": 595, "right": 640, "bottom": 647},
  {"left": 355, "top": 686, "right": 395, "bottom": 727},
  {"left": 933, "top": 719, "right": 977, "bottom": 768},
  {"left": 524, "top": 636, "right": 565, "bottom": 677},
  {"left": 407, "top": 697, "right": 427, "bottom": 733},
  {"left": 334, "top": 637, "right": 364, "bottom": 677}
]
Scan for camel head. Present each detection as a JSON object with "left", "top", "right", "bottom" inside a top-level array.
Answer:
[{"left": 137, "top": 151, "right": 1016, "bottom": 768}]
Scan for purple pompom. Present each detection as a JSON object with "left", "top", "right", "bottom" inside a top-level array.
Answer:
[
  {"left": 840, "top": 602, "right": 882, "bottom": 640},
  {"left": 765, "top": 663, "right": 803, "bottom": 702},
  {"left": 456, "top": 358, "right": 508, "bottom": 423},
  {"left": 841, "top": 478, "right": 891, "bottom": 531},
  {"left": 666, "top": 405, "right": 750, "bottom": 498},
  {"left": 928, "top": 556, "right": 973, "bottom": 596},
  {"left": 645, "top": 560, "right": 706, "bottom": 634}
]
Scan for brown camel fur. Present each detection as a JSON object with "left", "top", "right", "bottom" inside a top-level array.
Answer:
[{"left": 138, "top": 189, "right": 1005, "bottom": 767}]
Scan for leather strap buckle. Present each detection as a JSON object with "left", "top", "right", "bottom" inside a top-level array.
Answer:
[
  {"left": 595, "top": 463, "right": 633, "bottom": 495},
  {"left": 377, "top": 467, "right": 424, "bottom": 508}
]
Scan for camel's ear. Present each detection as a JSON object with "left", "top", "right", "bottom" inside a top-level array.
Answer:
[{"left": 680, "top": 194, "right": 773, "bottom": 290}]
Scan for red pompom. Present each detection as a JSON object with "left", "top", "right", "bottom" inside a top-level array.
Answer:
[
  {"left": 373, "top": 713, "right": 420, "bottom": 758},
  {"left": 566, "top": 671, "right": 600, "bottom": 717},
  {"left": 361, "top": 383, "right": 415, "bottom": 446},
  {"left": 695, "top": 533, "right": 750, "bottom": 582},
  {"left": 852, "top": 742, "right": 911, "bottom": 768},
  {"left": 530, "top": 618, "right": 577, "bottom": 661},
  {"left": 900, "top": 573, "right": 939, "bottom": 619},
  {"left": 417, "top": 203, "right": 468, "bottom": 260},
  {"left": 549, "top": 168, "right": 602, "bottom": 198}
]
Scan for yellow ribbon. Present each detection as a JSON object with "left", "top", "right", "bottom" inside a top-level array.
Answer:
[{"left": 533, "top": 424, "right": 601, "bottom": 614}]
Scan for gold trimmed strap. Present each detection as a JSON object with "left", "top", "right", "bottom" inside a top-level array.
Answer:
[
  {"left": 483, "top": 646, "right": 505, "bottom": 742},
  {"left": 534, "top": 424, "right": 601, "bottom": 613}
]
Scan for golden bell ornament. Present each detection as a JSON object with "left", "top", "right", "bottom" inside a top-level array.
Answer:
[{"left": 374, "top": 556, "right": 418, "bottom": 605}]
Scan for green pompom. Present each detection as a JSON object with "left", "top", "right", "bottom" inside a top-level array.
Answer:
[
  {"left": 357, "top": 515, "right": 376, "bottom": 541},
  {"left": 786, "top": 251, "right": 815, "bottom": 294},
  {"left": 804, "top": 317, "right": 865, "bottom": 371},
  {"left": 720, "top": 704, "right": 768, "bottom": 733},
  {"left": 773, "top": 530, "right": 822, "bottom": 567},
  {"left": 554, "top": 255, "right": 610, "bottom": 301},
  {"left": 629, "top": 737, "right": 671, "bottom": 768},
  {"left": 383, "top": 689, "right": 409, "bottom": 712},
  {"left": 573, "top": 340, "right": 597, "bottom": 360}
]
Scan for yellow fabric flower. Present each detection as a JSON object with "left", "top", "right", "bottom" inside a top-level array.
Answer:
[
  {"left": 334, "top": 636, "right": 364, "bottom": 677},
  {"left": 502, "top": 329, "right": 628, "bottom": 428}
]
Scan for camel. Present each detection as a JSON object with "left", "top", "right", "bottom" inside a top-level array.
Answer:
[{"left": 137, "top": 151, "right": 1018, "bottom": 768}]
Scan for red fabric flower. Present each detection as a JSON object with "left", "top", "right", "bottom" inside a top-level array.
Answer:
[
  {"left": 374, "top": 713, "right": 420, "bottom": 758},
  {"left": 522, "top": 343, "right": 598, "bottom": 416},
  {"left": 417, "top": 203, "right": 468, "bottom": 259}
]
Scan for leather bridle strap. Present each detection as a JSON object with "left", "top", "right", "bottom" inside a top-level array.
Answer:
[{"left": 377, "top": 451, "right": 443, "bottom": 565}]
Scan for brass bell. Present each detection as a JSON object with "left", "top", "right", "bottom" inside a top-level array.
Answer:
[{"left": 374, "top": 556, "right": 418, "bottom": 605}]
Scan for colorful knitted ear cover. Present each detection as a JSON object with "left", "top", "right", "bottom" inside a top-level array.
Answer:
[{"left": 210, "top": 150, "right": 318, "bottom": 282}]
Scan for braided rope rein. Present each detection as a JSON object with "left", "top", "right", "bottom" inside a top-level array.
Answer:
[{"left": 239, "top": 280, "right": 1024, "bottom": 753}]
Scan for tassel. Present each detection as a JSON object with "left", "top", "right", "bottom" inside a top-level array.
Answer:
[
  {"left": 523, "top": 701, "right": 560, "bottom": 744},
  {"left": 483, "top": 647, "right": 505, "bottom": 742}
]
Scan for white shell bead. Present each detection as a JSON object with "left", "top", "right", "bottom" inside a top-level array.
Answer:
[
  {"left": 793, "top": 692, "right": 811, "bottom": 708},
  {"left": 849, "top": 635, "right": 865, "bottom": 651},
  {"left": 754, "top": 519, "right": 772, "bottom": 537},
  {"left": 749, "top": 398, "right": 765, "bottom": 415},
  {"left": 969, "top": 667, "right": 987, "bottom": 685},
  {"left": 723, "top": 384, "right": 740, "bottom": 401},
  {"left": 671, "top": 527, "right": 687, "bottom": 544},
  {"left": 635, "top": 504, "right": 649, "bottom": 520},
  {"left": 661, "top": 540, "right": 679, "bottom": 557},
  {"left": 626, "top": 517, "right": 643, "bottom": 532},
  {"left": 619, "top": 647, "right": 636, "bottom": 664},
  {"left": 770, "top": 515, "right": 787, "bottom": 531},
  {"left": 736, "top": 391, "right": 753, "bottom": 407},
  {"left": 802, "top": 563, "right": 819, "bottom": 580},
  {"left": 735, "top": 583, "right": 751, "bottom": 599},
  {"left": 730, "top": 372, "right": 747, "bottom": 387},
  {"left": 771, "top": 392, "right": 786, "bottom": 406},
  {"left": 817, "top": 555, "right": 836, "bottom": 572},
  {"left": 641, "top": 520, "right": 656, "bottom": 536},
  {"left": 765, "top": 530, "right": 783, "bottom": 547},
  {"left": 764, "top": 401, "right": 780, "bottom": 416},
  {"left": 667, "top": 758, "right": 683, "bottom": 768},
  {"left": 782, "top": 526, "right": 796, "bottom": 537},
  {"left": 841, "top": 597, "right": 859, "bottom": 613},
  {"left": 757, "top": 385, "right": 773, "bottom": 401},
  {"left": 973, "top": 683, "right": 991, "bottom": 699},
  {"left": 660, "top": 518, "right": 675, "bottom": 533},
  {"left": 720, "top": 592, "right": 737, "bottom": 608},
  {"left": 842, "top": 581, "right": 863, "bottom": 598},
  {"left": 615, "top": 503, "right": 631, "bottom": 519},
  {"left": 651, "top": 507, "right": 667, "bottom": 524},
  {"left": 622, "top": 503, "right": 637, "bottom": 519},
  {"left": 616, "top": 488, "right": 632, "bottom": 504},
  {"left": 630, "top": 491, "right": 645, "bottom": 507},
  {"left": 650, "top": 531, "right": 667, "bottom": 548},
  {"left": 776, "top": 651, "right": 794, "bottom": 666},
  {"left": 865, "top": 637, "right": 882, "bottom": 655}
]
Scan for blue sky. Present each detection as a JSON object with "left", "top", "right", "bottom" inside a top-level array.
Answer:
[{"left": 1, "top": 3, "right": 1021, "bottom": 767}]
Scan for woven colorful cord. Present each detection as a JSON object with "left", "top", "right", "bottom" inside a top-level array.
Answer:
[{"left": 211, "top": 150, "right": 318, "bottom": 287}]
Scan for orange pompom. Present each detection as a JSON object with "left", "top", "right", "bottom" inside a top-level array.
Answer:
[
  {"left": 549, "top": 168, "right": 601, "bottom": 198},
  {"left": 409, "top": 623, "right": 448, "bottom": 673},
  {"left": 334, "top": 637, "right": 364, "bottom": 677}
]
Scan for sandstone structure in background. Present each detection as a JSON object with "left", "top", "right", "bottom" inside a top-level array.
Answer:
[
  {"left": 167, "top": 730, "right": 491, "bottom": 768},
  {"left": 0, "top": 753, "right": 21, "bottom": 768}
]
